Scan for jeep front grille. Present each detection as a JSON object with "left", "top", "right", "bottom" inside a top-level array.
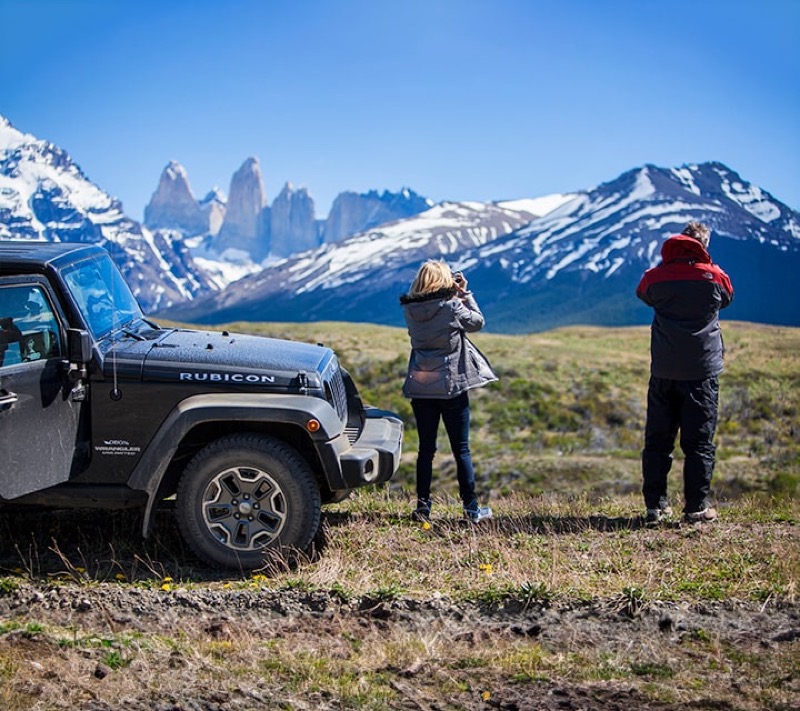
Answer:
[{"left": 324, "top": 361, "right": 349, "bottom": 423}]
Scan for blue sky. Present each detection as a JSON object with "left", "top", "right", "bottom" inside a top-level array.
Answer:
[{"left": 2, "top": 0, "right": 798, "bottom": 219}]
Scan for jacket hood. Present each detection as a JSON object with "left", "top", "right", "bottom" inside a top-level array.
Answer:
[
  {"left": 400, "top": 287, "right": 458, "bottom": 324},
  {"left": 399, "top": 286, "right": 457, "bottom": 305},
  {"left": 661, "top": 235, "right": 711, "bottom": 264}
]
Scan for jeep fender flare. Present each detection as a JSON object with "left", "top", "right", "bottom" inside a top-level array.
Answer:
[{"left": 128, "top": 393, "right": 347, "bottom": 536}]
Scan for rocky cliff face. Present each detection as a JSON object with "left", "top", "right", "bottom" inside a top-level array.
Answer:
[
  {"left": 138, "top": 160, "right": 432, "bottom": 268},
  {"left": 269, "top": 183, "right": 319, "bottom": 257},
  {"left": 215, "top": 157, "right": 269, "bottom": 259},
  {"left": 199, "top": 188, "right": 226, "bottom": 236},
  {"left": 143, "top": 161, "right": 209, "bottom": 235},
  {"left": 323, "top": 188, "right": 432, "bottom": 242}
]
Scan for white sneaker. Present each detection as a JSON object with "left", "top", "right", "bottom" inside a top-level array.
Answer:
[{"left": 464, "top": 505, "right": 492, "bottom": 523}]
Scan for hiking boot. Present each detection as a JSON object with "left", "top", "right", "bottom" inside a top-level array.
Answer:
[
  {"left": 644, "top": 502, "right": 673, "bottom": 526},
  {"left": 463, "top": 503, "right": 492, "bottom": 523},
  {"left": 411, "top": 498, "right": 431, "bottom": 523},
  {"left": 684, "top": 507, "right": 717, "bottom": 524}
]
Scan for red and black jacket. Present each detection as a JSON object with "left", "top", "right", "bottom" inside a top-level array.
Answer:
[{"left": 636, "top": 235, "right": 734, "bottom": 380}]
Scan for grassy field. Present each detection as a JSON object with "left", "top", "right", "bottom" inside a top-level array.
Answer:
[
  {"left": 0, "top": 320, "right": 798, "bottom": 710},
  {"left": 227, "top": 319, "right": 800, "bottom": 503}
]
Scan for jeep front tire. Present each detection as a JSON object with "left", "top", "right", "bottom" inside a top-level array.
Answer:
[{"left": 176, "top": 433, "right": 322, "bottom": 570}]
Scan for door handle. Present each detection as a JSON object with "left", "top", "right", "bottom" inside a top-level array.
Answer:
[{"left": 0, "top": 390, "right": 19, "bottom": 411}]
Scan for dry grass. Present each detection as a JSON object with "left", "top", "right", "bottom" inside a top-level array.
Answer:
[
  {"left": 1, "top": 321, "right": 799, "bottom": 709},
  {"left": 1, "top": 493, "right": 798, "bottom": 710},
  {"left": 303, "top": 491, "right": 800, "bottom": 604}
]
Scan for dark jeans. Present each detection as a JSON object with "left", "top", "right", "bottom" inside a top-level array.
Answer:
[
  {"left": 411, "top": 392, "right": 477, "bottom": 507},
  {"left": 642, "top": 375, "right": 719, "bottom": 513}
]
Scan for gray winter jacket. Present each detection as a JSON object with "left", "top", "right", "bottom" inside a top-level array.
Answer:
[{"left": 400, "top": 287, "right": 498, "bottom": 399}]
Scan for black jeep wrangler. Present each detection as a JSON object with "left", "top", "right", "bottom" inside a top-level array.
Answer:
[{"left": 0, "top": 242, "right": 402, "bottom": 569}]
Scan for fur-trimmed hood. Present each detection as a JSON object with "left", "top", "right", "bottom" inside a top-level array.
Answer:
[
  {"left": 400, "top": 287, "right": 460, "bottom": 326},
  {"left": 399, "top": 286, "right": 458, "bottom": 305}
]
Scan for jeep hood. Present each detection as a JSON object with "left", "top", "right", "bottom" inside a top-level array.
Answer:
[{"left": 108, "top": 328, "right": 335, "bottom": 385}]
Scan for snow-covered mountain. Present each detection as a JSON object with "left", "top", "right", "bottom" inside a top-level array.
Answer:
[
  {"left": 164, "top": 196, "right": 574, "bottom": 325},
  {"left": 461, "top": 162, "right": 800, "bottom": 331},
  {"left": 3, "top": 114, "right": 797, "bottom": 333},
  {"left": 164, "top": 162, "right": 800, "bottom": 332},
  {"left": 0, "top": 116, "right": 217, "bottom": 312}
]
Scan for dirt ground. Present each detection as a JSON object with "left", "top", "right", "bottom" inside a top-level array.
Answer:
[
  {"left": 1, "top": 578, "right": 799, "bottom": 711},
  {"left": 1, "top": 506, "right": 798, "bottom": 710}
]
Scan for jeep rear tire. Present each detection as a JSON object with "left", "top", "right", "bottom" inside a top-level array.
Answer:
[{"left": 176, "top": 433, "right": 321, "bottom": 570}]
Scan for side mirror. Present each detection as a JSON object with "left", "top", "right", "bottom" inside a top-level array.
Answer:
[
  {"left": 65, "top": 329, "right": 92, "bottom": 383},
  {"left": 67, "top": 328, "right": 92, "bottom": 364}
]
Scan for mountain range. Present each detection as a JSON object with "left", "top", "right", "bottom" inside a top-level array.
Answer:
[
  {"left": 0, "top": 114, "right": 434, "bottom": 311},
  {"left": 166, "top": 162, "right": 800, "bottom": 332},
  {"left": 143, "top": 156, "right": 433, "bottom": 264},
  {"left": 2, "top": 113, "right": 799, "bottom": 333}
]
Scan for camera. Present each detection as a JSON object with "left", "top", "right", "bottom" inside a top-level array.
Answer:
[{"left": 452, "top": 270, "right": 464, "bottom": 286}]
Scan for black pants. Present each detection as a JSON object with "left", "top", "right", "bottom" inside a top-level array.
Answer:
[
  {"left": 411, "top": 392, "right": 477, "bottom": 507},
  {"left": 642, "top": 375, "right": 719, "bottom": 514}
]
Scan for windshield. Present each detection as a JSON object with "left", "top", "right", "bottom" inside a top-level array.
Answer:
[{"left": 61, "top": 253, "right": 144, "bottom": 340}]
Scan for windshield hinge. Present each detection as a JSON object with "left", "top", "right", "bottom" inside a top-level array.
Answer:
[{"left": 297, "top": 371, "right": 308, "bottom": 394}]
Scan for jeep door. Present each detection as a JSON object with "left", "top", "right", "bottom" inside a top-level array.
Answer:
[{"left": 0, "top": 280, "right": 83, "bottom": 499}]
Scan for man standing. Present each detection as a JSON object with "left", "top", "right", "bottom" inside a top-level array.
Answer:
[{"left": 636, "top": 222, "right": 734, "bottom": 525}]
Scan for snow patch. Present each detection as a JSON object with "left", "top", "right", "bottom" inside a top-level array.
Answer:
[
  {"left": 498, "top": 193, "right": 577, "bottom": 217},
  {"left": 721, "top": 179, "right": 781, "bottom": 223},
  {"left": 670, "top": 168, "right": 701, "bottom": 195}
]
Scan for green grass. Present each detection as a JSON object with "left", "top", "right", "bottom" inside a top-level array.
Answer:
[
  {"left": 202, "top": 320, "right": 800, "bottom": 500},
  {"left": 1, "top": 321, "right": 798, "bottom": 711}
]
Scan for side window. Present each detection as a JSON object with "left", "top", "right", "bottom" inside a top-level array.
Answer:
[{"left": 0, "top": 285, "right": 62, "bottom": 368}]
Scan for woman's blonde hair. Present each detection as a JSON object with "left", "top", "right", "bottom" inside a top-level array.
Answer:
[{"left": 409, "top": 259, "right": 456, "bottom": 296}]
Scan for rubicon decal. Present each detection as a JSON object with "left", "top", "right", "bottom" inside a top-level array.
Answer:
[{"left": 180, "top": 372, "right": 277, "bottom": 383}]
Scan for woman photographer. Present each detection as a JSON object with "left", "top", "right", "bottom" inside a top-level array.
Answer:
[{"left": 400, "top": 260, "right": 497, "bottom": 523}]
